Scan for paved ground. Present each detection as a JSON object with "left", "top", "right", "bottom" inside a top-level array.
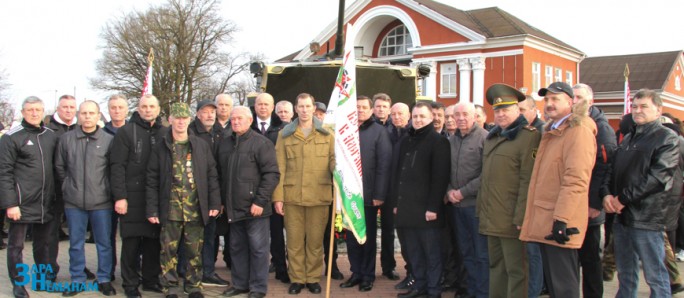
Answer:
[{"left": 0, "top": 237, "right": 682, "bottom": 297}]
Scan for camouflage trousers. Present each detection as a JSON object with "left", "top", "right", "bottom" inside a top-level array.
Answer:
[
  {"left": 665, "top": 232, "right": 682, "bottom": 285},
  {"left": 160, "top": 220, "right": 204, "bottom": 295}
]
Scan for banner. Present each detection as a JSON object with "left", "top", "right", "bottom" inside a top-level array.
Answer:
[
  {"left": 624, "top": 63, "right": 631, "bottom": 115},
  {"left": 323, "top": 23, "right": 366, "bottom": 244},
  {"left": 142, "top": 48, "right": 154, "bottom": 97}
]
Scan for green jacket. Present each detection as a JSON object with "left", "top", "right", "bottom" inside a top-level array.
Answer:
[
  {"left": 477, "top": 115, "right": 541, "bottom": 238},
  {"left": 273, "top": 118, "right": 335, "bottom": 206}
]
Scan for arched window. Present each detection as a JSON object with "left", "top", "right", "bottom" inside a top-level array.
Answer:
[
  {"left": 676, "top": 75, "right": 681, "bottom": 91},
  {"left": 378, "top": 25, "right": 413, "bottom": 57}
]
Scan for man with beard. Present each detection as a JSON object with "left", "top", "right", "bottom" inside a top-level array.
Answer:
[
  {"left": 110, "top": 94, "right": 166, "bottom": 297},
  {"left": 184, "top": 100, "right": 228, "bottom": 287}
]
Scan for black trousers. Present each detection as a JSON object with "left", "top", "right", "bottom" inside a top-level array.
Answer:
[
  {"left": 346, "top": 206, "right": 378, "bottom": 282},
  {"left": 47, "top": 199, "right": 64, "bottom": 275},
  {"left": 397, "top": 227, "right": 412, "bottom": 275},
  {"left": 110, "top": 212, "right": 119, "bottom": 276},
  {"left": 442, "top": 208, "right": 467, "bottom": 289},
  {"left": 7, "top": 222, "right": 54, "bottom": 283},
  {"left": 270, "top": 206, "right": 287, "bottom": 275},
  {"left": 578, "top": 225, "right": 602, "bottom": 298},
  {"left": 120, "top": 236, "right": 161, "bottom": 289},
  {"left": 379, "top": 203, "right": 396, "bottom": 273},
  {"left": 403, "top": 228, "right": 443, "bottom": 296},
  {"left": 540, "top": 243, "right": 579, "bottom": 298}
]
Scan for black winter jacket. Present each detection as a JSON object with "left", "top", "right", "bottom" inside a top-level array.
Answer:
[
  {"left": 188, "top": 118, "right": 223, "bottom": 158},
  {"left": 359, "top": 119, "right": 392, "bottom": 204},
  {"left": 55, "top": 127, "right": 114, "bottom": 210},
  {"left": 390, "top": 123, "right": 450, "bottom": 229},
  {"left": 146, "top": 132, "right": 221, "bottom": 226},
  {"left": 601, "top": 120, "right": 680, "bottom": 231},
  {"left": 218, "top": 129, "right": 280, "bottom": 223},
  {"left": 587, "top": 106, "right": 617, "bottom": 226},
  {"left": 0, "top": 120, "right": 57, "bottom": 224},
  {"left": 109, "top": 112, "right": 166, "bottom": 237},
  {"left": 250, "top": 113, "right": 285, "bottom": 145}
]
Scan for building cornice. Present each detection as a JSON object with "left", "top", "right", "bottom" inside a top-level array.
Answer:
[{"left": 396, "top": 0, "right": 485, "bottom": 42}]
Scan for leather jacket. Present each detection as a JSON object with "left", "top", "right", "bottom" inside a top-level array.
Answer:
[{"left": 601, "top": 120, "right": 680, "bottom": 231}]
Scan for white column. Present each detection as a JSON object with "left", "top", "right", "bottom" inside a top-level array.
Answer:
[
  {"left": 470, "top": 57, "right": 486, "bottom": 106},
  {"left": 457, "top": 58, "right": 472, "bottom": 103},
  {"left": 425, "top": 61, "right": 437, "bottom": 99}
]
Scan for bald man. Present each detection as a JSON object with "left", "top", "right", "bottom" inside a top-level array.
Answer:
[{"left": 250, "top": 93, "right": 289, "bottom": 283}]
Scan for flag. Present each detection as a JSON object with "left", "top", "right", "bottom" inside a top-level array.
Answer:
[
  {"left": 141, "top": 48, "right": 154, "bottom": 97},
  {"left": 323, "top": 23, "right": 366, "bottom": 244},
  {"left": 623, "top": 63, "right": 631, "bottom": 115}
]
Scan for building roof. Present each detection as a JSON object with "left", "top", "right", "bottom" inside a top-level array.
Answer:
[
  {"left": 412, "top": 0, "right": 579, "bottom": 52},
  {"left": 580, "top": 51, "right": 682, "bottom": 93},
  {"left": 275, "top": 50, "right": 301, "bottom": 63}
]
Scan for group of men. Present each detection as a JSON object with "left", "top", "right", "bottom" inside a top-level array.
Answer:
[{"left": 0, "top": 79, "right": 680, "bottom": 298}]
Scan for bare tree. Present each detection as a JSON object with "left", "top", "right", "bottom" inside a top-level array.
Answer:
[
  {"left": 91, "top": 0, "right": 248, "bottom": 115},
  {"left": 0, "top": 68, "right": 14, "bottom": 128}
]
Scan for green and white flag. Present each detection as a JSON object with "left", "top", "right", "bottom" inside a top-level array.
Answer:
[{"left": 323, "top": 23, "right": 366, "bottom": 244}]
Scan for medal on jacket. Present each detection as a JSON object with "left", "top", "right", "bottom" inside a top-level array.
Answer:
[{"left": 186, "top": 152, "right": 194, "bottom": 184}]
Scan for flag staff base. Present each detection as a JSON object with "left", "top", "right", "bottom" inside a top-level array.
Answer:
[{"left": 325, "top": 185, "right": 340, "bottom": 298}]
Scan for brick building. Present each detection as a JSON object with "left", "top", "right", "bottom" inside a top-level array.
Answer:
[{"left": 279, "top": 0, "right": 584, "bottom": 121}]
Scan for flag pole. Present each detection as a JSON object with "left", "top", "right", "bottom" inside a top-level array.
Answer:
[{"left": 325, "top": 184, "right": 340, "bottom": 298}]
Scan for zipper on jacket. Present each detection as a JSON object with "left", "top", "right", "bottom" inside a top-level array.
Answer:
[
  {"left": 83, "top": 136, "right": 90, "bottom": 209},
  {"left": 37, "top": 131, "right": 45, "bottom": 224}
]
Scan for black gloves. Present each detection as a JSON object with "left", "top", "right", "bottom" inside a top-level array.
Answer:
[{"left": 544, "top": 220, "right": 580, "bottom": 245}]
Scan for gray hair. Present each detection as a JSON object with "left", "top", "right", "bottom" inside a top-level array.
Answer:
[
  {"left": 22, "top": 96, "right": 44, "bottom": 110},
  {"left": 108, "top": 94, "right": 127, "bottom": 102},
  {"left": 231, "top": 106, "right": 253, "bottom": 119},
  {"left": 573, "top": 83, "right": 594, "bottom": 99},
  {"left": 454, "top": 102, "right": 476, "bottom": 112},
  {"left": 276, "top": 100, "right": 293, "bottom": 110}
]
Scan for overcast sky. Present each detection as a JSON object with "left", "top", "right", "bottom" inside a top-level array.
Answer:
[{"left": 0, "top": 0, "right": 682, "bottom": 111}]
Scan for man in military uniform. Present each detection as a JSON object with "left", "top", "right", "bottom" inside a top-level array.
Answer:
[
  {"left": 477, "top": 84, "right": 541, "bottom": 298},
  {"left": 146, "top": 103, "right": 221, "bottom": 298}
]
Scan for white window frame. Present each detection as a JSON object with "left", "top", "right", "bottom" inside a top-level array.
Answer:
[
  {"left": 545, "top": 66, "right": 553, "bottom": 86},
  {"left": 378, "top": 25, "right": 413, "bottom": 57},
  {"left": 554, "top": 68, "right": 562, "bottom": 83},
  {"left": 532, "top": 62, "right": 541, "bottom": 94},
  {"left": 440, "top": 62, "right": 457, "bottom": 97},
  {"left": 676, "top": 75, "right": 681, "bottom": 91},
  {"left": 566, "top": 71, "right": 573, "bottom": 86}
]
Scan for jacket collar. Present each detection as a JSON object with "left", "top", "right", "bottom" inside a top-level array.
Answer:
[
  {"left": 543, "top": 99, "right": 590, "bottom": 132},
  {"left": 52, "top": 113, "right": 76, "bottom": 127},
  {"left": 281, "top": 117, "right": 330, "bottom": 138},
  {"left": 231, "top": 127, "right": 254, "bottom": 141},
  {"left": 359, "top": 117, "right": 374, "bottom": 131},
  {"left": 75, "top": 126, "right": 101, "bottom": 139},
  {"left": 634, "top": 119, "right": 662, "bottom": 136},
  {"left": 131, "top": 111, "right": 162, "bottom": 130},
  {"left": 455, "top": 123, "right": 482, "bottom": 139},
  {"left": 408, "top": 122, "right": 434, "bottom": 138},
  {"left": 487, "top": 115, "right": 529, "bottom": 140},
  {"left": 251, "top": 112, "right": 283, "bottom": 131},
  {"left": 21, "top": 119, "right": 45, "bottom": 133}
]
